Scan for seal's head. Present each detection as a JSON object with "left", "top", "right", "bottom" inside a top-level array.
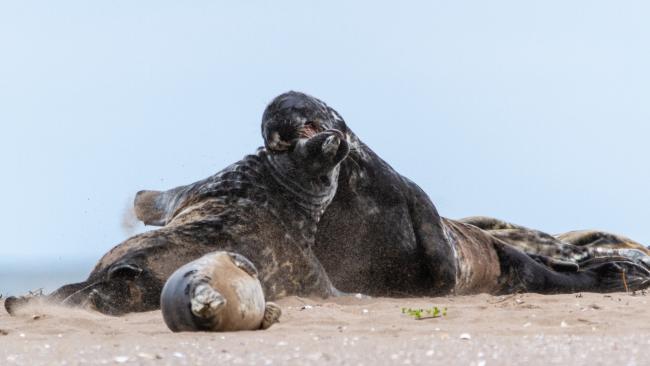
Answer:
[
  {"left": 161, "top": 251, "right": 281, "bottom": 332},
  {"left": 262, "top": 91, "right": 350, "bottom": 153},
  {"left": 263, "top": 92, "right": 350, "bottom": 186}
]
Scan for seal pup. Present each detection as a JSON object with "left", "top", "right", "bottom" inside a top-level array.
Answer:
[
  {"left": 161, "top": 251, "right": 281, "bottom": 332},
  {"left": 260, "top": 91, "right": 650, "bottom": 296},
  {"left": 5, "top": 121, "right": 349, "bottom": 315}
]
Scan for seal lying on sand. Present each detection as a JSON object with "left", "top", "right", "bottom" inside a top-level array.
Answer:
[
  {"left": 161, "top": 251, "right": 281, "bottom": 332},
  {"left": 5, "top": 126, "right": 349, "bottom": 315},
  {"left": 261, "top": 91, "right": 650, "bottom": 296},
  {"left": 459, "top": 216, "right": 650, "bottom": 269}
]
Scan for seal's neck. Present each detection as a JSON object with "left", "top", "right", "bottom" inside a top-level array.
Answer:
[{"left": 264, "top": 151, "right": 338, "bottom": 221}]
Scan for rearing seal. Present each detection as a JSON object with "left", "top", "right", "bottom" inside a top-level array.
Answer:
[{"left": 261, "top": 91, "right": 650, "bottom": 296}]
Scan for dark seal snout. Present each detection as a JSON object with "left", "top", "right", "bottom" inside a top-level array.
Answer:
[
  {"left": 320, "top": 129, "right": 346, "bottom": 158},
  {"left": 305, "top": 129, "right": 349, "bottom": 163}
]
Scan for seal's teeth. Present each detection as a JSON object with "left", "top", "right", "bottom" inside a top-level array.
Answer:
[{"left": 190, "top": 283, "right": 226, "bottom": 319}]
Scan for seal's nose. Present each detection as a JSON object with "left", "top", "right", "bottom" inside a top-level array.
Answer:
[
  {"left": 321, "top": 134, "right": 341, "bottom": 156},
  {"left": 325, "top": 129, "right": 345, "bottom": 140}
]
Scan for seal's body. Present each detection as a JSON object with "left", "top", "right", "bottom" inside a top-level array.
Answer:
[
  {"left": 5, "top": 124, "right": 349, "bottom": 315},
  {"left": 261, "top": 91, "right": 650, "bottom": 296},
  {"left": 459, "top": 216, "right": 650, "bottom": 271},
  {"left": 161, "top": 251, "right": 281, "bottom": 332},
  {"left": 8, "top": 92, "right": 647, "bottom": 317}
]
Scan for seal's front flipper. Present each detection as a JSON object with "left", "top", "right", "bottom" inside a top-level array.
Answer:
[
  {"left": 261, "top": 302, "right": 282, "bottom": 329},
  {"left": 190, "top": 282, "right": 227, "bottom": 321}
]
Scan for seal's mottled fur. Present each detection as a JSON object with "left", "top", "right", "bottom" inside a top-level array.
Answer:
[
  {"left": 460, "top": 216, "right": 650, "bottom": 271},
  {"left": 261, "top": 91, "right": 650, "bottom": 296},
  {"left": 5, "top": 124, "right": 349, "bottom": 315}
]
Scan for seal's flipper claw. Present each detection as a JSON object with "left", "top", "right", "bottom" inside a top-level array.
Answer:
[
  {"left": 190, "top": 283, "right": 226, "bottom": 321},
  {"left": 227, "top": 252, "right": 259, "bottom": 277},
  {"left": 261, "top": 302, "right": 282, "bottom": 330}
]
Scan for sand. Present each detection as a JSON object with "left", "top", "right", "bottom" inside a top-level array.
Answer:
[{"left": 1, "top": 292, "right": 649, "bottom": 365}]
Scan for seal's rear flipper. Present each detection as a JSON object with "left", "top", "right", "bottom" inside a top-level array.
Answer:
[
  {"left": 496, "top": 241, "right": 650, "bottom": 294},
  {"left": 134, "top": 190, "right": 168, "bottom": 226}
]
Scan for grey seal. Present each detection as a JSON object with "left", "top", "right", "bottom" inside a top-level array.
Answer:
[
  {"left": 161, "top": 251, "right": 282, "bottom": 332},
  {"left": 5, "top": 124, "right": 349, "bottom": 315},
  {"left": 459, "top": 216, "right": 650, "bottom": 270},
  {"left": 261, "top": 91, "right": 650, "bottom": 295}
]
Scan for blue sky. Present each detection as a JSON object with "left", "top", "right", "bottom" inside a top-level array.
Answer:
[{"left": 1, "top": 0, "right": 649, "bottom": 276}]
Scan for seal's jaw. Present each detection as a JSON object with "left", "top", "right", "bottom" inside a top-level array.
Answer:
[
  {"left": 265, "top": 118, "right": 326, "bottom": 152},
  {"left": 265, "top": 119, "right": 352, "bottom": 156}
]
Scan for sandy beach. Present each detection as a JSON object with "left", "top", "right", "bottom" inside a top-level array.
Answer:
[{"left": 2, "top": 292, "right": 649, "bottom": 365}]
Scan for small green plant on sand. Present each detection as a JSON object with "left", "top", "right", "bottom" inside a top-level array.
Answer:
[{"left": 401, "top": 306, "right": 447, "bottom": 320}]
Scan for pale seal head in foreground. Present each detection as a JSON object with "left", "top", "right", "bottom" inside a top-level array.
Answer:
[{"left": 161, "top": 251, "right": 281, "bottom": 332}]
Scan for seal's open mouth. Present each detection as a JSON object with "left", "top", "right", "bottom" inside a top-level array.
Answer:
[{"left": 298, "top": 121, "right": 323, "bottom": 139}]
